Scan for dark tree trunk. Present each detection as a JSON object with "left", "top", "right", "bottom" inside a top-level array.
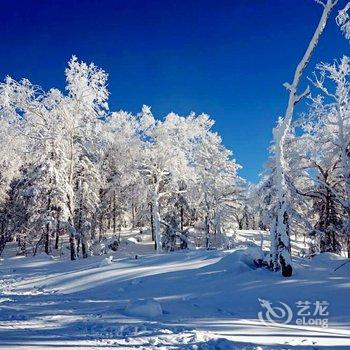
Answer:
[
  {"left": 113, "top": 193, "right": 117, "bottom": 235},
  {"left": 55, "top": 219, "right": 60, "bottom": 250},
  {"left": 180, "top": 206, "right": 184, "bottom": 231},
  {"left": 0, "top": 217, "right": 8, "bottom": 256},
  {"left": 150, "top": 202, "right": 156, "bottom": 250},
  {"left": 205, "top": 214, "right": 210, "bottom": 249},
  {"left": 0, "top": 234, "right": 6, "bottom": 256},
  {"left": 279, "top": 211, "right": 292, "bottom": 277},
  {"left": 99, "top": 213, "right": 103, "bottom": 242},
  {"left": 70, "top": 234, "right": 77, "bottom": 260},
  {"left": 45, "top": 223, "right": 50, "bottom": 254},
  {"left": 81, "top": 238, "right": 88, "bottom": 258}
]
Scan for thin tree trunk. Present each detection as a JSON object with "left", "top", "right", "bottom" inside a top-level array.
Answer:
[
  {"left": 70, "top": 234, "right": 77, "bottom": 260},
  {"left": 152, "top": 192, "right": 162, "bottom": 253},
  {"left": 0, "top": 216, "right": 8, "bottom": 256},
  {"left": 99, "top": 213, "right": 103, "bottom": 242},
  {"left": 81, "top": 236, "right": 88, "bottom": 258},
  {"left": 150, "top": 202, "right": 155, "bottom": 248},
  {"left": 45, "top": 223, "right": 50, "bottom": 254},
  {"left": 113, "top": 192, "right": 117, "bottom": 235},
  {"left": 55, "top": 223, "right": 60, "bottom": 250},
  {"left": 45, "top": 186, "right": 52, "bottom": 254},
  {"left": 205, "top": 214, "right": 210, "bottom": 249},
  {"left": 180, "top": 206, "right": 184, "bottom": 231},
  {"left": 131, "top": 202, "right": 135, "bottom": 229}
]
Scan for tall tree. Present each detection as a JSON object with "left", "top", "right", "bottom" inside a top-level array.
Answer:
[{"left": 269, "top": 0, "right": 337, "bottom": 277}]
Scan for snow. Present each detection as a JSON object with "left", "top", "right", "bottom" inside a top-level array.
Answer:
[
  {"left": 99, "top": 255, "right": 113, "bottom": 267},
  {"left": 125, "top": 298, "right": 163, "bottom": 317},
  {"left": 0, "top": 230, "right": 350, "bottom": 349}
]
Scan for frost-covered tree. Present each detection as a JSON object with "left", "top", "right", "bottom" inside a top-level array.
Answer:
[
  {"left": 0, "top": 56, "right": 244, "bottom": 258},
  {"left": 137, "top": 108, "right": 204, "bottom": 252},
  {"left": 0, "top": 115, "right": 24, "bottom": 253},
  {"left": 193, "top": 129, "right": 241, "bottom": 248},
  {"left": 293, "top": 57, "right": 350, "bottom": 256},
  {"left": 0, "top": 78, "right": 72, "bottom": 254},
  {"left": 269, "top": 0, "right": 337, "bottom": 277},
  {"left": 336, "top": 1, "right": 350, "bottom": 39},
  {"left": 74, "top": 155, "right": 102, "bottom": 258}
]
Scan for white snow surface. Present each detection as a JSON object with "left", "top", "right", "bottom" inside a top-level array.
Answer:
[
  {"left": 0, "top": 230, "right": 350, "bottom": 349},
  {"left": 99, "top": 255, "right": 114, "bottom": 267},
  {"left": 125, "top": 298, "right": 163, "bottom": 317}
]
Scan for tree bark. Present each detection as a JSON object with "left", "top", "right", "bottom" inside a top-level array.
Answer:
[
  {"left": 150, "top": 202, "right": 156, "bottom": 249},
  {"left": 113, "top": 192, "right": 117, "bottom": 235},
  {"left": 152, "top": 191, "right": 162, "bottom": 253}
]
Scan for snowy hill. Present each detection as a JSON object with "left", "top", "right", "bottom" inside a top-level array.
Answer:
[{"left": 0, "top": 230, "right": 350, "bottom": 349}]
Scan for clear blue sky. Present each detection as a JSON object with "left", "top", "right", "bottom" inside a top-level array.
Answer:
[{"left": 0, "top": 0, "right": 348, "bottom": 182}]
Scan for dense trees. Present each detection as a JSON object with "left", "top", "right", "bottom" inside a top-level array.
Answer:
[
  {"left": 1, "top": 2, "right": 349, "bottom": 281},
  {"left": 1, "top": 53, "right": 349, "bottom": 269},
  {"left": 0, "top": 57, "right": 242, "bottom": 257}
]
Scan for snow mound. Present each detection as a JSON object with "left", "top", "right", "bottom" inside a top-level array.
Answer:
[
  {"left": 241, "top": 245, "right": 265, "bottom": 265},
  {"left": 212, "top": 249, "right": 259, "bottom": 274},
  {"left": 125, "top": 298, "right": 163, "bottom": 317},
  {"left": 311, "top": 252, "right": 344, "bottom": 264},
  {"left": 127, "top": 237, "right": 138, "bottom": 244},
  {"left": 310, "top": 252, "right": 350, "bottom": 274},
  {"left": 99, "top": 256, "right": 113, "bottom": 267}
]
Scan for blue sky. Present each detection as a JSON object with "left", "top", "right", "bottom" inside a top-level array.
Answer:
[{"left": 0, "top": 0, "right": 348, "bottom": 182}]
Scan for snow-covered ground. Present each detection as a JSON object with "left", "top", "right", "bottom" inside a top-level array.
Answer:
[{"left": 0, "top": 230, "right": 350, "bottom": 349}]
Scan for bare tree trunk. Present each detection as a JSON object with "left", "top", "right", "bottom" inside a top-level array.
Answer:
[
  {"left": 205, "top": 214, "right": 210, "bottom": 249},
  {"left": 45, "top": 191, "right": 52, "bottom": 254},
  {"left": 0, "top": 216, "right": 9, "bottom": 256},
  {"left": 81, "top": 236, "right": 88, "bottom": 258},
  {"left": 99, "top": 213, "right": 103, "bottom": 242},
  {"left": 152, "top": 191, "right": 162, "bottom": 253},
  {"left": 180, "top": 206, "right": 184, "bottom": 231},
  {"left": 131, "top": 202, "right": 135, "bottom": 229},
  {"left": 66, "top": 129, "right": 78, "bottom": 260},
  {"left": 45, "top": 223, "right": 50, "bottom": 254},
  {"left": 54, "top": 208, "right": 61, "bottom": 250},
  {"left": 70, "top": 235, "right": 77, "bottom": 260},
  {"left": 55, "top": 230, "right": 59, "bottom": 250},
  {"left": 150, "top": 202, "right": 156, "bottom": 249},
  {"left": 113, "top": 192, "right": 117, "bottom": 235},
  {"left": 68, "top": 221, "right": 77, "bottom": 260}
]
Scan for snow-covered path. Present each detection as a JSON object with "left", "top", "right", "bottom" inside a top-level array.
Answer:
[{"left": 1, "top": 237, "right": 350, "bottom": 349}]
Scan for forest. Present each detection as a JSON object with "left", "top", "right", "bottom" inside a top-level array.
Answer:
[
  {"left": 1, "top": 1, "right": 350, "bottom": 349},
  {"left": 1, "top": 2, "right": 350, "bottom": 275}
]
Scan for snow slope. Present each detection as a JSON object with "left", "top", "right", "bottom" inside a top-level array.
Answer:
[{"left": 0, "top": 230, "right": 350, "bottom": 349}]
